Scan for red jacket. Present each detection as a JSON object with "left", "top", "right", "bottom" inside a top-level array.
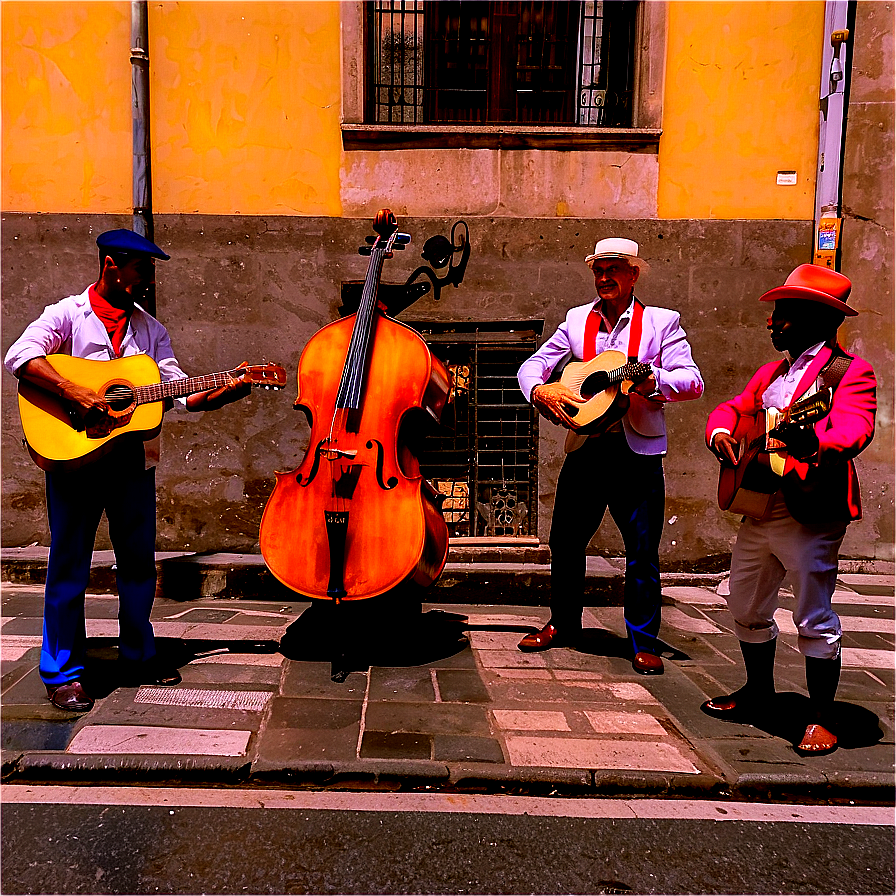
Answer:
[{"left": 706, "top": 345, "right": 876, "bottom": 524}]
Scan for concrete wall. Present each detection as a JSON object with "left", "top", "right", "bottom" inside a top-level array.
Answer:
[
  {"left": 1, "top": 1, "right": 891, "bottom": 566},
  {"left": 4, "top": 211, "right": 831, "bottom": 569},
  {"left": 837, "top": 1, "right": 895, "bottom": 560}
]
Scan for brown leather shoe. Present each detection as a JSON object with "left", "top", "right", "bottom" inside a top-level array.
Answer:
[
  {"left": 632, "top": 651, "right": 664, "bottom": 675},
  {"left": 518, "top": 624, "right": 576, "bottom": 652},
  {"left": 795, "top": 723, "right": 837, "bottom": 756},
  {"left": 46, "top": 680, "right": 94, "bottom": 712},
  {"left": 700, "top": 688, "right": 769, "bottom": 720}
]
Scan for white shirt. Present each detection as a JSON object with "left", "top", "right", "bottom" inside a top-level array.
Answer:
[
  {"left": 710, "top": 341, "right": 826, "bottom": 445},
  {"left": 5, "top": 287, "right": 189, "bottom": 467}
]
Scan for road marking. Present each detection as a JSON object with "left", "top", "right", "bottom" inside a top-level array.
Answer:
[
  {"left": 493, "top": 709, "right": 571, "bottom": 731},
  {"left": 773, "top": 609, "right": 895, "bottom": 636},
  {"left": 584, "top": 710, "right": 668, "bottom": 736},
  {"left": 663, "top": 607, "right": 723, "bottom": 634},
  {"left": 504, "top": 736, "right": 700, "bottom": 774},
  {"left": 841, "top": 648, "right": 896, "bottom": 669},
  {"left": 0, "top": 635, "right": 42, "bottom": 660},
  {"left": 3, "top": 785, "right": 892, "bottom": 826},
  {"left": 66, "top": 725, "right": 252, "bottom": 756}
]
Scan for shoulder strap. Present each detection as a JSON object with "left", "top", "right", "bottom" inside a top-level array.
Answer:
[
  {"left": 819, "top": 348, "right": 852, "bottom": 393},
  {"left": 627, "top": 300, "right": 644, "bottom": 362}
]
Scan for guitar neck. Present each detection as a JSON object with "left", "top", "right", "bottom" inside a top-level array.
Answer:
[
  {"left": 608, "top": 360, "right": 651, "bottom": 386},
  {"left": 135, "top": 372, "right": 235, "bottom": 405}
]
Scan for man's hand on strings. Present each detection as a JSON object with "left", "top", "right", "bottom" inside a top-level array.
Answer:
[{"left": 712, "top": 431, "right": 740, "bottom": 466}]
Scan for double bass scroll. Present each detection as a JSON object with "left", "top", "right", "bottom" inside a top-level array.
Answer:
[{"left": 259, "top": 210, "right": 452, "bottom": 601}]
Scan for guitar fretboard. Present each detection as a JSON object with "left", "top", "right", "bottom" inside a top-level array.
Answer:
[
  {"left": 135, "top": 372, "right": 236, "bottom": 405},
  {"left": 608, "top": 361, "right": 652, "bottom": 385}
]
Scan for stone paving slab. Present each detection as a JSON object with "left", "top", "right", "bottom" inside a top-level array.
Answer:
[{"left": 0, "top": 577, "right": 893, "bottom": 802}]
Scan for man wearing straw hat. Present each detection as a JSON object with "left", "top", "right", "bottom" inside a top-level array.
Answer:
[
  {"left": 703, "top": 264, "right": 876, "bottom": 756},
  {"left": 516, "top": 238, "right": 703, "bottom": 674}
]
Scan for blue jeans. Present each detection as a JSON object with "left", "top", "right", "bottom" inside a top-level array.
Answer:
[
  {"left": 548, "top": 432, "right": 665, "bottom": 655},
  {"left": 41, "top": 443, "right": 157, "bottom": 686}
]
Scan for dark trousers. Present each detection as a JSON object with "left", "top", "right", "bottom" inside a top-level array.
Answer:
[
  {"left": 548, "top": 432, "right": 665, "bottom": 655},
  {"left": 42, "top": 444, "right": 157, "bottom": 686}
]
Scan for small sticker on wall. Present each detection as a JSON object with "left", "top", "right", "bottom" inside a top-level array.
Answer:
[{"left": 776, "top": 171, "right": 798, "bottom": 185}]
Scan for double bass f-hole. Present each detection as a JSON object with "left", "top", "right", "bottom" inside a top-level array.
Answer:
[{"left": 259, "top": 209, "right": 451, "bottom": 602}]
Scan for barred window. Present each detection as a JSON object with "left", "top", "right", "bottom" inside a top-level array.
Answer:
[
  {"left": 407, "top": 323, "right": 540, "bottom": 539},
  {"left": 368, "top": 1, "right": 638, "bottom": 127}
]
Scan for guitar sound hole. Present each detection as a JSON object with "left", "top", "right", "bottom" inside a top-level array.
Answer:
[
  {"left": 581, "top": 371, "right": 609, "bottom": 397},
  {"left": 103, "top": 384, "right": 135, "bottom": 411}
]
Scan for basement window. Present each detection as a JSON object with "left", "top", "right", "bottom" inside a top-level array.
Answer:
[{"left": 406, "top": 321, "right": 542, "bottom": 539}]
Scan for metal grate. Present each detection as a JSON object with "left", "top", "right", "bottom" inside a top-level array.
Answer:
[
  {"left": 408, "top": 324, "right": 540, "bottom": 538},
  {"left": 368, "top": 0, "right": 638, "bottom": 127},
  {"left": 135, "top": 688, "right": 273, "bottom": 712}
]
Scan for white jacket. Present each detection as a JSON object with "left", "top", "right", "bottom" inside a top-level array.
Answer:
[{"left": 518, "top": 298, "right": 704, "bottom": 455}]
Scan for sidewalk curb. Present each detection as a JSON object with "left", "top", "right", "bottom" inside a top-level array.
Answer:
[{"left": 0, "top": 549, "right": 730, "bottom": 605}]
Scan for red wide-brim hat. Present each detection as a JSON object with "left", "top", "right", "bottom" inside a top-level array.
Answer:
[{"left": 759, "top": 263, "right": 857, "bottom": 316}]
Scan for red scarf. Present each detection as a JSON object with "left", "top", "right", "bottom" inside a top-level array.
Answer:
[
  {"left": 89, "top": 284, "right": 131, "bottom": 356},
  {"left": 583, "top": 299, "right": 644, "bottom": 361}
]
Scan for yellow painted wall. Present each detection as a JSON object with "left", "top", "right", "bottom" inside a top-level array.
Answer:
[
  {"left": 1, "top": 1, "right": 343, "bottom": 216},
  {"left": 3, "top": 0, "right": 824, "bottom": 220},
  {"left": 1, "top": 2, "right": 132, "bottom": 213},
  {"left": 150, "top": 1, "right": 342, "bottom": 215},
  {"left": 658, "top": 1, "right": 824, "bottom": 219}
]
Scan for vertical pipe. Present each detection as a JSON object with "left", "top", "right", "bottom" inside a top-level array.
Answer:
[
  {"left": 814, "top": 0, "right": 853, "bottom": 270},
  {"left": 130, "top": 0, "right": 156, "bottom": 314}
]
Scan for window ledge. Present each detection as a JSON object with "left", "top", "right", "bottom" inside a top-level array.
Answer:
[{"left": 341, "top": 124, "right": 662, "bottom": 152}]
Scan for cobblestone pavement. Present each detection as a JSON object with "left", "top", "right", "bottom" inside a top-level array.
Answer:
[{"left": 1, "top": 573, "right": 893, "bottom": 803}]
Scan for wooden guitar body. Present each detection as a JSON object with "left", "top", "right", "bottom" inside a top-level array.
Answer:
[
  {"left": 559, "top": 350, "right": 630, "bottom": 433},
  {"left": 17, "top": 354, "right": 286, "bottom": 472},
  {"left": 717, "top": 415, "right": 782, "bottom": 519},
  {"left": 717, "top": 389, "right": 833, "bottom": 519},
  {"left": 18, "top": 354, "right": 163, "bottom": 472}
]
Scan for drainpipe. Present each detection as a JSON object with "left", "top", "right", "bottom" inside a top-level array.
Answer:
[
  {"left": 130, "top": 0, "right": 156, "bottom": 315},
  {"left": 813, "top": 0, "right": 854, "bottom": 271}
]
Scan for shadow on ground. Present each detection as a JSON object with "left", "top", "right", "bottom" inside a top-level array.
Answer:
[
  {"left": 700, "top": 690, "right": 884, "bottom": 752},
  {"left": 81, "top": 636, "right": 280, "bottom": 699},
  {"left": 279, "top": 599, "right": 470, "bottom": 680}
]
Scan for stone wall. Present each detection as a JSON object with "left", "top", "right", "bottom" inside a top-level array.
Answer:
[{"left": 13, "top": 213, "right": 893, "bottom": 568}]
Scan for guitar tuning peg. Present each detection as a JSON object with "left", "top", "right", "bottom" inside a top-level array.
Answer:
[
  {"left": 365, "top": 235, "right": 377, "bottom": 244},
  {"left": 358, "top": 247, "right": 372, "bottom": 256}
]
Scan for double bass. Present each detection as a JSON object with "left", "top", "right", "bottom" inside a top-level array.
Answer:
[{"left": 259, "top": 210, "right": 451, "bottom": 601}]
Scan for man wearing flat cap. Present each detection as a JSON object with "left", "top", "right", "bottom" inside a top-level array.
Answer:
[
  {"left": 5, "top": 229, "right": 251, "bottom": 712},
  {"left": 703, "top": 264, "right": 876, "bottom": 756},
  {"left": 516, "top": 237, "right": 703, "bottom": 673}
]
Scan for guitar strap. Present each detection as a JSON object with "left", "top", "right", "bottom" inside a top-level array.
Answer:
[
  {"left": 819, "top": 348, "right": 852, "bottom": 393},
  {"left": 583, "top": 299, "right": 644, "bottom": 362}
]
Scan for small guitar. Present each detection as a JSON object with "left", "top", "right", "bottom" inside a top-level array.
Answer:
[
  {"left": 717, "top": 388, "right": 833, "bottom": 519},
  {"left": 559, "top": 349, "right": 653, "bottom": 451},
  {"left": 18, "top": 353, "right": 287, "bottom": 471}
]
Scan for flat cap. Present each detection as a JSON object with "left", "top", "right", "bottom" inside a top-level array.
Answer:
[{"left": 96, "top": 229, "right": 170, "bottom": 260}]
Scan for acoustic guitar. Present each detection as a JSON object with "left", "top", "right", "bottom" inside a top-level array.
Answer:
[
  {"left": 558, "top": 349, "right": 653, "bottom": 451},
  {"left": 17, "top": 353, "right": 287, "bottom": 471},
  {"left": 717, "top": 388, "right": 833, "bottom": 519}
]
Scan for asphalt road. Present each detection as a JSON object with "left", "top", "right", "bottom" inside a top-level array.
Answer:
[{"left": 2, "top": 787, "right": 893, "bottom": 895}]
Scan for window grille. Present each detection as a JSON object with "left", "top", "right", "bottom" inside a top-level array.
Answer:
[
  {"left": 407, "top": 323, "right": 540, "bottom": 538},
  {"left": 367, "top": 1, "right": 638, "bottom": 127}
]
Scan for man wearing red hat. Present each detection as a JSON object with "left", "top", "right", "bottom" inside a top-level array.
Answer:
[
  {"left": 704, "top": 264, "right": 876, "bottom": 755},
  {"left": 516, "top": 237, "right": 703, "bottom": 674}
]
